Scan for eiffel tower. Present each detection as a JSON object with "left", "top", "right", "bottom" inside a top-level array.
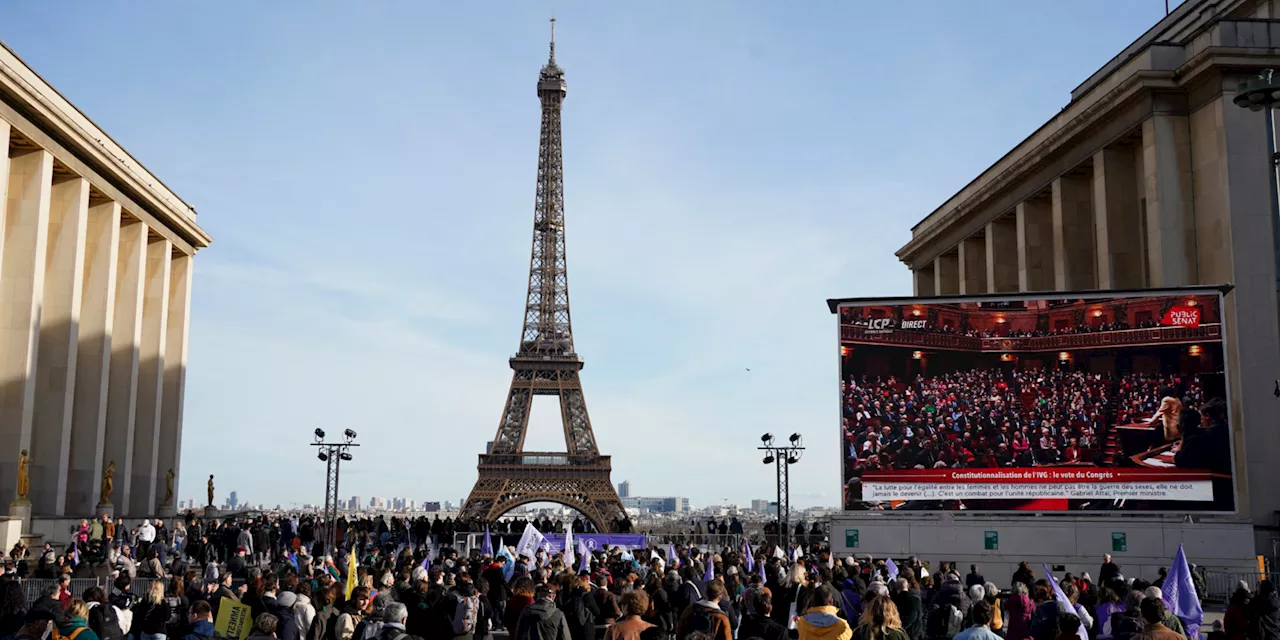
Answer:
[{"left": 459, "top": 22, "right": 626, "bottom": 533}]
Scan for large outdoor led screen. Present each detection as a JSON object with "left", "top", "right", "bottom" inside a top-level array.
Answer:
[{"left": 836, "top": 290, "right": 1235, "bottom": 512}]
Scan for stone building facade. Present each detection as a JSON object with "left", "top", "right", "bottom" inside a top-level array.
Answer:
[
  {"left": 0, "top": 42, "right": 211, "bottom": 534},
  {"left": 896, "top": 0, "right": 1280, "bottom": 553}
]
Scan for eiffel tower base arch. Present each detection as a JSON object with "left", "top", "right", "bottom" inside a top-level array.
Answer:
[{"left": 459, "top": 454, "right": 625, "bottom": 533}]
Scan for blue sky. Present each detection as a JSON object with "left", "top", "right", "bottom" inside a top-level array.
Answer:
[{"left": 1, "top": 1, "right": 1183, "bottom": 510}]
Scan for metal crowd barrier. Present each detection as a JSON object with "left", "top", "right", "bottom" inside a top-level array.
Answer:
[
  {"left": 1202, "top": 570, "right": 1280, "bottom": 604},
  {"left": 19, "top": 577, "right": 170, "bottom": 606}
]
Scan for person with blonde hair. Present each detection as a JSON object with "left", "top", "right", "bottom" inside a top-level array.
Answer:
[
  {"left": 854, "top": 596, "right": 908, "bottom": 640},
  {"left": 131, "top": 582, "right": 171, "bottom": 640},
  {"left": 59, "top": 600, "right": 101, "bottom": 640}
]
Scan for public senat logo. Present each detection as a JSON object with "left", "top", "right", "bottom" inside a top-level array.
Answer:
[{"left": 1161, "top": 306, "right": 1201, "bottom": 328}]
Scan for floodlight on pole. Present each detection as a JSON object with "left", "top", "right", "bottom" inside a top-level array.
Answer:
[{"left": 759, "top": 431, "right": 804, "bottom": 551}]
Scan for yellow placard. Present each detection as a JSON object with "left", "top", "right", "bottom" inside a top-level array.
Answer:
[{"left": 214, "top": 597, "right": 253, "bottom": 640}]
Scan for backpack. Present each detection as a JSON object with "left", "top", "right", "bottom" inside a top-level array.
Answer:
[
  {"left": 354, "top": 618, "right": 383, "bottom": 640},
  {"left": 684, "top": 606, "right": 719, "bottom": 635},
  {"left": 310, "top": 608, "right": 340, "bottom": 640},
  {"left": 52, "top": 629, "right": 85, "bottom": 640}
]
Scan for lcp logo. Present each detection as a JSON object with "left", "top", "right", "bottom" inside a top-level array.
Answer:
[{"left": 863, "top": 318, "right": 894, "bottom": 333}]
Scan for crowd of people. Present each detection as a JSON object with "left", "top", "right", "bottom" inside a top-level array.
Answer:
[
  {"left": 0, "top": 508, "right": 1254, "bottom": 640},
  {"left": 842, "top": 368, "right": 1212, "bottom": 478}
]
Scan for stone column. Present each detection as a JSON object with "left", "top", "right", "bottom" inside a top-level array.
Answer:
[
  {"left": 958, "top": 235, "right": 987, "bottom": 294},
  {"left": 1093, "top": 146, "right": 1143, "bottom": 289},
  {"left": 103, "top": 220, "right": 146, "bottom": 515},
  {"left": 128, "top": 238, "right": 170, "bottom": 517},
  {"left": 934, "top": 251, "right": 959, "bottom": 295},
  {"left": 914, "top": 264, "right": 936, "bottom": 297},
  {"left": 66, "top": 200, "right": 120, "bottom": 517},
  {"left": 1052, "top": 173, "right": 1097, "bottom": 290},
  {"left": 1142, "top": 111, "right": 1197, "bottom": 286},
  {"left": 31, "top": 175, "right": 88, "bottom": 516},
  {"left": 1015, "top": 199, "right": 1054, "bottom": 291},
  {"left": 987, "top": 216, "right": 1018, "bottom": 293},
  {"left": 0, "top": 147, "right": 53, "bottom": 506},
  {"left": 155, "top": 253, "right": 191, "bottom": 516}
]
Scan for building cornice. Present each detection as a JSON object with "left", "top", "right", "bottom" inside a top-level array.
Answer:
[
  {"left": 896, "top": 72, "right": 1151, "bottom": 265},
  {"left": 0, "top": 42, "right": 211, "bottom": 250}
]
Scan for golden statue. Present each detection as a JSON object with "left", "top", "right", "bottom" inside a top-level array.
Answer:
[
  {"left": 14, "top": 450, "right": 29, "bottom": 503},
  {"left": 162, "top": 469, "right": 174, "bottom": 507},
  {"left": 100, "top": 461, "right": 115, "bottom": 505},
  {"left": 207, "top": 474, "right": 215, "bottom": 507}
]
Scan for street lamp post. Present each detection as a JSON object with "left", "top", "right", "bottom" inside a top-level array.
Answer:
[
  {"left": 1233, "top": 69, "right": 1280, "bottom": 289},
  {"left": 759, "top": 433, "right": 804, "bottom": 552},
  {"left": 312, "top": 428, "right": 359, "bottom": 551}
]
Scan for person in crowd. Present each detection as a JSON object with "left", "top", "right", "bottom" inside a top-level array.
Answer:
[
  {"left": 1057, "top": 614, "right": 1084, "bottom": 640},
  {"left": 1005, "top": 582, "right": 1034, "bottom": 640},
  {"left": 132, "top": 580, "right": 172, "bottom": 640},
  {"left": 739, "top": 589, "right": 786, "bottom": 640},
  {"left": 0, "top": 580, "right": 27, "bottom": 638},
  {"left": 1224, "top": 582, "right": 1251, "bottom": 640},
  {"left": 292, "top": 583, "right": 315, "bottom": 640},
  {"left": 853, "top": 595, "right": 908, "bottom": 640},
  {"left": 14, "top": 609, "right": 57, "bottom": 640},
  {"left": 675, "top": 580, "right": 732, "bottom": 640},
  {"left": 245, "top": 614, "right": 278, "bottom": 640},
  {"left": 182, "top": 601, "right": 215, "bottom": 640},
  {"left": 797, "top": 585, "right": 852, "bottom": 640},
  {"left": 379, "top": 603, "right": 419, "bottom": 640},
  {"left": 505, "top": 576, "right": 537, "bottom": 635},
  {"left": 1111, "top": 590, "right": 1147, "bottom": 640},
  {"left": 1247, "top": 580, "right": 1280, "bottom": 640},
  {"left": 84, "top": 586, "right": 123, "bottom": 640},
  {"left": 60, "top": 600, "right": 102, "bottom": 640},
  {"left": 604, "top": 590, "right": 658, "bottom": 640},
  {"left": 955, "top": 600, "right": 1000, "bottom": 640},
  {"left": 1099, "top": 556, "right": 1121, "bottom": 585},
  {"left": 891, "top": 578, "right": 923, "bottom": 640},
  {"left": 30, "top": 584, "right": 63, "bottom": 619},
  {"left": 967, "top": 567, "right": 986, "bottom": 590},
  {"left": 1094, "top": 586, "right": 1124, "bottom": 640},
  {"left": 336, "top": 586, "right": 371, "bottom": 640},
  {"left": 516, "top": 585, "right": 571, "bottom": 640},
  {"left": 1133, "top": 597, "right": 1181, "bottom": 640}
]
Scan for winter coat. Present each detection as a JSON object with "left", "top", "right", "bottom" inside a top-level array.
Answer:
[
  {"left": 893, "top": 591, "right": 925, "bottom": 640},
  {"left": 797, "top": 605, "right": 853, "bottom": 640},
  {"left": 1004, "top": 594, "right": 1034, "bottom": 640},
  {"left": 516, "top": 600, "right": 572, "bottom": 640}
]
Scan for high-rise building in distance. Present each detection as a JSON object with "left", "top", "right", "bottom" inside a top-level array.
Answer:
[{"left": 618, "top": 481, "right": 631, "bottom": 498}]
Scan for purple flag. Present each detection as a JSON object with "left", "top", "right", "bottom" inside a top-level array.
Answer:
[
  {"left": 419, "top": 551, "right": 430, "bottom": 573},
  {"left": 1163, "top": 545, "right": 1203, "bottom": 638},
  {"left": 481, "top": 527, "right": 493, "bottom": 557},
  {"left": 1043, "top": 565, "right": 1088, "bottom": 640},
  {"left": 703, "top": 554, "right": 715, "bottom": 583},
  {"left": 72, "top": 544, "right": 79, "bottom": 566},
  {"left": 886, "top": 558, "right": 899, "bottom": 583},
  {"left": 577, "top": 538, "right": 591, "bottom": 573},
  {"left": 757, "top": 550, "right": 766, "bottom": 580},
  {"left": 667, "top": 543, "right": 679, "bottom": 568},
  {"left": 742, "top": 539, "right": 754, "bottom": 574}
]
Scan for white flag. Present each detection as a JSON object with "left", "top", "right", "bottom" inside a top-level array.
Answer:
[
  {"left": 563, "top": 529, "right": 576, "bottom": 568},
  {"left": 515, "top": 523, "right": 545, "bottom": 559}
]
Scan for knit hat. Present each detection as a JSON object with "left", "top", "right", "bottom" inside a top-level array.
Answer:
[{"left": 277, "top": 592, "right": 298, "bottom": 609}]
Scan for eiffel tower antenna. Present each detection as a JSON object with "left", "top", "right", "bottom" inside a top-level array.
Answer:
[
  {"left": 460, "top": 22, "right": 627, "bottom": 533},
  {"left": 549, "top": 14, "right": 556, "bottom": 62}
]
